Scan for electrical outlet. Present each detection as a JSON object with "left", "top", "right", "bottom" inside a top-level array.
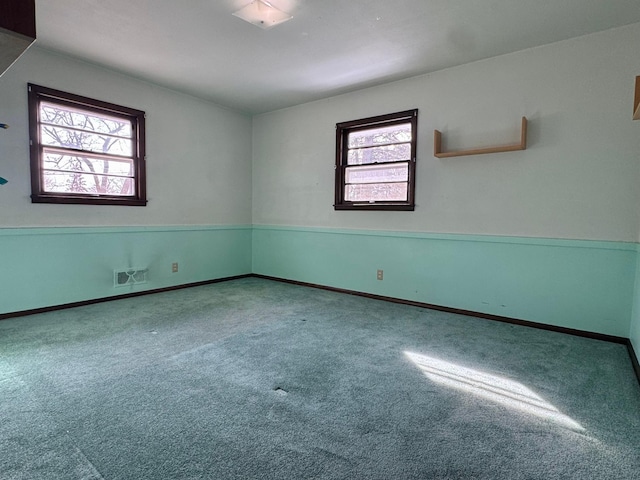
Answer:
[
  {"left": 377, "top": 269, "right": 383, "bottom": 280},
  {"left": 172, "top": 262, "right": 179, "bottom": 273}
]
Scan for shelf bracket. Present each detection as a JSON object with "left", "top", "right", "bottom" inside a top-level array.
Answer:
[
  {"left": 434, "top": 117, "right": 528, "bottom": 158},
  {"left": 634, "top": 76, "right": 639, "bottom": 121}
]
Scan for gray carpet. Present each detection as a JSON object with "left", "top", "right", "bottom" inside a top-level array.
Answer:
[{"left": 1, "top": 277, "right": 639, "bottom": 479}]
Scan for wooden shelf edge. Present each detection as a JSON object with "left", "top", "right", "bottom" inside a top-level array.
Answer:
[
  {"left": 434, "top": 143, "right": 525, "bottom": 158},
  {"left": 434, "top": 117, "right": 527, "bottom": 158},
  {"left": 634, "top": 76, "right": 640, "bottom": 120}
]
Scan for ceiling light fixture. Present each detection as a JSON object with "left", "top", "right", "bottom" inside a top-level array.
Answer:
[{"left": 233, "top": 0, "right": 293, "bottom": 29}]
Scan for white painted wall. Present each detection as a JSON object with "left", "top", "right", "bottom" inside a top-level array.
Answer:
[
  {"left": 252, "top": 23, "right": 640, "bottom": 242},
  {"left": 0, "top": 47, "right": 253, "bottom": 227}
]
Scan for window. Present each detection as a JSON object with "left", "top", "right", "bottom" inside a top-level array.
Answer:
[
  {"left": 335, "top": 109, "right": 417, "bottom": 211},
  {"left": 28, "top": 83, "right": 147, "bottom": 206}
]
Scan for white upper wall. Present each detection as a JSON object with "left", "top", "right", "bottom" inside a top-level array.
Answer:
[
  {"left": 252, "top": 23, "right": 640, "bottom": 242},
  {"left": 3, "top": 24, "right": 638, "bottom": 239},
  {"left": 0, "top": 47, "right": 253, "bottom": 227}
]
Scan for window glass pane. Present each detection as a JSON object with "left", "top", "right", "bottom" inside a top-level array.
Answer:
[
  {"left": 345, "top": 182, "right": 408, "bottom": 202},
  {"left": 348, "top": 123, "right": 412, "bottom": 149},
  {"left": 345, "top": 163, "right": 408, "bottom": 184},
  {"left": 40, "top": 103, "right": 132, "bottom": 137},
  {"left": 43, "top": 151, "right": 134, "bottom": 177},
  {"left": 336, "top": 109, "right": 416, "bottom": 209},
  {"left": 347, "top": 143, "right": 411, "bottom": 165},
  {"left": 29, "top": 83, "right": 147, "bottom": 205},
  {"left": 40, "top": 125, "right": 132, "bottom": 156},
  {"left": 43, "top": 171, "right": 135, "bottom": 196}
]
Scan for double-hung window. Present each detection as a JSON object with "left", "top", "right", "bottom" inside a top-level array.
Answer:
[
  {"left": 28, "top": 83, "right": 147, "bottom": 206},
  {"left": 334, "top": 109, "right": 418, "bottom": 210}
]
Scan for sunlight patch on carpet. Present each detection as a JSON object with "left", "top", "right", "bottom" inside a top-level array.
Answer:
[{"left": 405, "top": 351, "right": 584, "bottom": 432}]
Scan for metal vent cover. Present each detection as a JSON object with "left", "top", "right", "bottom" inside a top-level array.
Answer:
[{"left": 114, "top": 268, "right": 148, "bottom": 287}]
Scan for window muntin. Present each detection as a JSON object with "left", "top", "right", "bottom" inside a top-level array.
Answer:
[
  {"left": 28, "top": 84, "right": 146, "bottom": 206},
  {"left": 335, "top": 109, "right": 417, "bottom": 210}
]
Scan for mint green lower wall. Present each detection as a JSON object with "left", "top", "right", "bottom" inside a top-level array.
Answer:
[
  {"left": 253, "top": 226, "right": 636, "bottom": 338},
  {"left": 630, "top": 248, "right": 640, "bottom": 353},
  {"left": 3, "top": 224, "right": 637, "bottom": 340},
  {"left": 0, "top": 226, "right": 252, "bottom": 315}
]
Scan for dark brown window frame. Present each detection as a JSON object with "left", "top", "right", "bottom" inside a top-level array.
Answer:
[
  {"left": 28, "top": 83, "right": 147, "bottom": 206},
  {"left": 334, "top": 109, "right": 418, "bottom": 211}
]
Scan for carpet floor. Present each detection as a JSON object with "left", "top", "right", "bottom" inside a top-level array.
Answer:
[{"left": 1, "top": 277, "right": 639, "bottom": 479}]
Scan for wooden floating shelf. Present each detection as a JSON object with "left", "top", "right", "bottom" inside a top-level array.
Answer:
[
  {"left": 634, "top": 76, "right": 640, "bottom": 121},
  {"left": 434, "top": 117, "right": 528, "bottom": 158}
]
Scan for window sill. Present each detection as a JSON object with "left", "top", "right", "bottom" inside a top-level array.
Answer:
[
  {"left": 31, "top": 194, "right": 147, "bottom": 206},
  {"left": 334, "top": 203, "right": 414, "bottom": 211}
]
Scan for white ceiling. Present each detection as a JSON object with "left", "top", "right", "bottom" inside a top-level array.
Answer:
[{"left": 34, "top": 0, "right": 640, "bottom": 114}]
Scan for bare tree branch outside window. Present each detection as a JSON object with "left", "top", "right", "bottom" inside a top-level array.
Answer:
[
  {"left": 40, "top": 103, "right": 135, "bottom": 196},
  {"left": 28, "top": 83, "right": 146, "bottom": 206}
]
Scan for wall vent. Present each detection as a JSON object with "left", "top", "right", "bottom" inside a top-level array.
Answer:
[{"left": 114, "top": 268, "right": 148, "bottom": 287}]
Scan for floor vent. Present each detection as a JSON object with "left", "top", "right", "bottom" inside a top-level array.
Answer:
[{"left": 114, "top": 269, "right": 148, "bottom": 287}]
